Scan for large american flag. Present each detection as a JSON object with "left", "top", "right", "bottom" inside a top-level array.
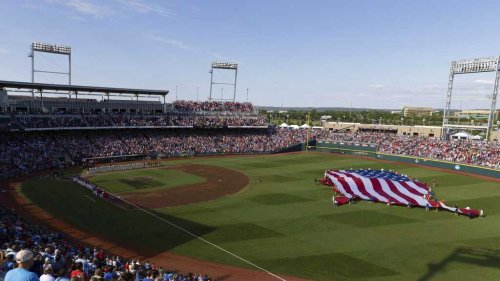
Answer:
[
  {"left": 326, "top": 169, "right": 443, "bottom": 208},
  {"left": 324, "top": 169, "right": 481, "bottom": 217}
]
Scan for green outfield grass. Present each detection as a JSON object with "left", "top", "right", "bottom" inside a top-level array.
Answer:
[
  {"left": 20, "top": 153, "right": 500, "bottom": 280},
  {"left": 88, "top": 167, "right": 205, "bottom": 193}
]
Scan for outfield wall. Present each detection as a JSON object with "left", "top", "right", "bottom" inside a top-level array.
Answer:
[
  {"left": 375, "top": 153, "right": 499, "bottom": 178},
  {"left": 311, "top": 143, "right": 500, "bottom": 179}
]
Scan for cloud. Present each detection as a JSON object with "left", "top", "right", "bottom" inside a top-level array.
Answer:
[
  {"left": 44, "top": 0, "right": 175, "bottom": 20},
  {"left": 209, "top": 53, "right": 232, "bottom": 61},
  {"left": 369, "top": 84, "right": 383, "bottom": 89},
  {"left": 472, "top": 79, "right": 494, "bottom": 85},
  {"left": 115, "top": 0, "right": 175, "bottom": 18},
  {"left": 22, "top": 3, "right": 44, "bottom": 10},
  {"left": 355, "top": 93, "right": 370, "bottom": 97},
  {"left": 148, "top": 36, "right": 193, "bottom": 51},
  {"left": 188, "top": 5, "right": 201, "bottom": 12},
  {"left": 44, "top": 0, "right": 110, "bottom": 18}
]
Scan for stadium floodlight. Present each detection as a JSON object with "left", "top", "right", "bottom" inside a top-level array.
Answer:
[
  {"left": 209, "top": 61, "right": 238, "bottom": 101},
  {"left": 212, "top": 62, "right": 238, "bottom": 69},
  {"left": 29, "top": 42, "right": 72, "bottom": 95},
  {"left": 32, "top": 42, "right": 71, "bottom": 55},
  {"left": 451, "top": 56, "right": 499, "bottom": 74},
  {"left": 443, "top": 55, "right": 500, "bottom": 140}
]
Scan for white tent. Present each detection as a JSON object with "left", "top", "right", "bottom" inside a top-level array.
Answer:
[
  {"left": 300, "top": 123, "right": 311, "bottom": 128},
  {"left": 452, "top": 132, "right": 470, "bottom": 140},
  {"left": 451, "top": 132, "right": 481, "bottom": 140},
  {"left": 289, "top": 125, "right": 300, "bottom": 130},
  {"left": 279, "top": 123, "right": 288, "bottom": 128}
]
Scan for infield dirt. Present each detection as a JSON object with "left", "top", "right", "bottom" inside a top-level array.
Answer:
[{"left": 118, "top": 164, "right": 249, "bottom": 208}]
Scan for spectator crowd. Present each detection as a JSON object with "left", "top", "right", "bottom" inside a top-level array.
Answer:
[
  {"left": 317, "top": 131, "right": 500, "bottom": 169},
  {"left": 0, "top": 207, "right": 212, "bottom": 281},
  {"left": 0, "top": 128, "right": 315, "bottom": 180},
  {"left": 0, "top": 114, "right": 265, "bottom": 130},
  {"left": 173, "top": 101, "right": 254, "bottom": 113},
  {"left": 1, "top": 129, "right": 498, "bottom": 181}
]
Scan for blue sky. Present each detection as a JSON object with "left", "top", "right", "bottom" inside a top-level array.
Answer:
[{"left": 0, "top": 0, "right": 499, "bottom": 109}]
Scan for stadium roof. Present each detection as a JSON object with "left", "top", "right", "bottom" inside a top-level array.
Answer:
[{"left": 0, "top": 80, "right": 169, "bottom": 96}]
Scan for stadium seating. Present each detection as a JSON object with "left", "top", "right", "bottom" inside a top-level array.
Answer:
[
  {"left": 0, "top": 112, "right": 266, "bottom": 130},
  {"left": 173, "top": 100, "right": 254, "bottom": 113},
  {"left": 318, "top": 132, "right": 499, "bottom": 169},
  {"left": 1, "top": 128, "right": 498, "bottom": 181},
  {"left": 0, "top": 206, "right": 211, "bottom": 280}
]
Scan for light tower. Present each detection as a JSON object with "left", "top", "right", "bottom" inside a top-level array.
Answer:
[
  {"left": 209, "top": 62, "right": 238, "bottom": 101},
  {"left": 442, "top": 56, "right": 500, "bottom": 140},
  {"left": 29, "top": 42, "right": 72, "bottom": 96}
]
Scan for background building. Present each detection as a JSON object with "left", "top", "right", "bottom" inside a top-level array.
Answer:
[
  {"left": 454, "top": 109, "right": 500, "bottom": 120},
  {"left": 403, "top": 106, "right": 434, "bottom": 117}
]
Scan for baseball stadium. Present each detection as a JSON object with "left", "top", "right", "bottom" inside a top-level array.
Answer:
[{"left": 1, "top": 2, "right": 500, "bottom": 281}]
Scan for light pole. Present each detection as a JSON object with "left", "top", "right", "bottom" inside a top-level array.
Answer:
[
  {"left": 349, "top": 100, "right": 352, "bottom": 121},
  {"left": 175, "top": 85, "right": 178, "bottom": 101},
  {"left": 246, "top": 88, "right": 249, "bottom": 102}
]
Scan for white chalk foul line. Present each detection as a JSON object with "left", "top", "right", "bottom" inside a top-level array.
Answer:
[{"left": 112, "top": 194, "right": 287, "bottom": 281}]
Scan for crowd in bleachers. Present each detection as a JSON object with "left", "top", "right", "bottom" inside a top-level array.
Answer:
[
  {"left": 194, "top": 116, "right": 266, "bottom": 128},
  {"left": 173, "top": 101, "right": 254, "bottom": 113},
  {"left": 380, "top": 135, "right": 499, "bottom": 169},
  {"left": 317, "top": 131, "right": 500, "bottom": 169},
  {"left": 0, "top": 129, "right": 498, "bottom": 181},
  {"left": 18, "top": 116, "right": 88, "bottom": 129},
  {"left": 0, "top": 119, "right": 19, "bottom": 131},
  {"left": 0, "top": 114, "right": 266, "bottom": 130},
  {"left": 0, "top": 129, "right": 313, "bottom": 180},
  {"left": 0, "top": 207, "right": 212, "bottom": 281}
]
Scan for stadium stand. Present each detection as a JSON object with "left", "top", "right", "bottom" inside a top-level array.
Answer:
[
  {"left": 318, "top": 132, "right": 499, "bottom": 169},
  {"left": 0, "top": 206, "right": 211, "bottom": 281},
  {"left": 173, "top": 100, "right": 254, "bottom": 113},
  {"left": 0, "top": 110, "right": 266, "bottom": 130},
  {"left": 0, "top": 128, "right": 317, "bottom": 180},
  {"left": 1, "top": 125, "right": 498, "bottom": 181}
]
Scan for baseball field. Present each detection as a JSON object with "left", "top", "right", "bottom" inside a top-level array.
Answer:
[{"left": 18, "top": 152, "right": 500, "bottom": 280}]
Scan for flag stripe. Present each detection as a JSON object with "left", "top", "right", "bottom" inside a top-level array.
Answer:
[
  {"left": 385, "top": 180, "right": 418, "bottom": 205},
  {"left": 404, "top": 181, "right": 429, "bottom": 194},
  {"left": 377, "top": 178, "right": 409, "bottom": 205},
  {"left": 330, "top": 171, "right": 370, "bottom": 199},
  {"left": 336, "top": 172, "right": 379, "bottom": 200},
  {"left": 347, "top": 171, "right": 394, "bottom": 203},
  {"left": 329, "top": 177, "right": 354, "bottom": 199},
  {"left": 392, "top": 181, "right": 430, "bottom": 206}
]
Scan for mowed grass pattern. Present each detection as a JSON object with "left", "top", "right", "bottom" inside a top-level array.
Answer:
[
  {"left": 88, "top": 167, "right": 205, "bottom": 193},
  {"left": 20, "top": 153, "right": 500, "bottom": 280}
]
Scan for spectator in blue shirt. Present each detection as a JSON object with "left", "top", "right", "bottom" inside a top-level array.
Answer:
[{"left": 5, "top": 249, "right": 39, "bottom": 281}]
